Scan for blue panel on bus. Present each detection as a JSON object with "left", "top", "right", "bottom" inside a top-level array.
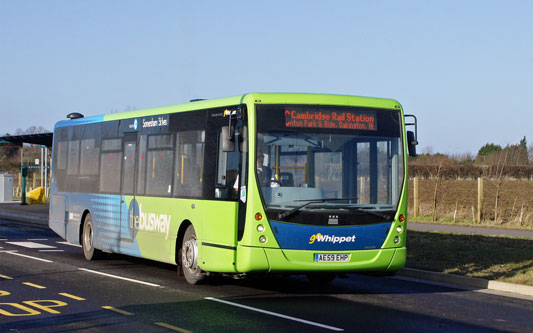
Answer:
[
  {"left": 54, "top": 115, "right": 105, "bottom": 128},
  {"left": 65, "top": 193, "right": 142, "bottom": 256},
  {"left": 268, "top": 221, "right": 392, "bottom": 251}
]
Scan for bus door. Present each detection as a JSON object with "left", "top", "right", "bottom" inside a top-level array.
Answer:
[
  {"left": 120, "top": 134, "right": 137, "bottom": 244},
  {"left": 198, "top": 109, "right": 247, "bottom": 272}
]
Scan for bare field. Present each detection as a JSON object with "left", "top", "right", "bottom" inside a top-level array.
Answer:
[{"left": 407, "top": 178, "right": 533, "bottom": 229}]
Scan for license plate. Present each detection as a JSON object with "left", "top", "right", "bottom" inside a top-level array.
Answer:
[{"left": 314, "top": 253, "right": 350, "bottom": 262}]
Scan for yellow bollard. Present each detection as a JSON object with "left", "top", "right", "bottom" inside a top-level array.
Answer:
[{"left": 26, "top": 187, "right": 45, "bottom": 204}]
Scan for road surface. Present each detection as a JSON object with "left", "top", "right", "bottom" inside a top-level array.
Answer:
[{"left": 1, "top": 220, "right": 532, "bottom": 332}]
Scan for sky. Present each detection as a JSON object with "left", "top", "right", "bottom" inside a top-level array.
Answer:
[{"left": 1, "top": 0, "right": 532, "bottom": 155}]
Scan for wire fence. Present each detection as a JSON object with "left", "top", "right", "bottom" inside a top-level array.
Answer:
[{"left": 408, "top": 177, "right": 533, "bottom": 227}]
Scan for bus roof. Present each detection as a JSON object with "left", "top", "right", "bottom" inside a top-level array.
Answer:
[{"left": 54, "top": 93, "right": 402, "bottom": 129}]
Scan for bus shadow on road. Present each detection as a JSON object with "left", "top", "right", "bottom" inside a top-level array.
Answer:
[{"left": 89, "top": 252, "right": 472, "bottom": 296}]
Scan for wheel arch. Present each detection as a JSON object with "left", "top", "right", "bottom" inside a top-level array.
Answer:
[
  {"left": 79, "top": 209, "right": 91, "bottom": 244},
  {"left": 175, "top": 219, "right": 193, "bottom": 266}
]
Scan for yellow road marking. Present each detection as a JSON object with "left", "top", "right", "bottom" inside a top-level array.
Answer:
[
  {"left": 58, "top": 293, "right": 86, "bottom": 301},
  {"left": 154, "top": 322, "right": 191, "bottom": 333},
  {"left": 102, "top": 306, "right": 133, "bottom": 316},
  {"left": 23, "top": 300, "right": 67, "bottom": 314},
  {"left": 0, "top": 302, "right": 40, "bottom": 316},
  {"left": 23, "top": 282, "right": 46, "bottom": 289},
  {"left": 0, "top": 274, "right": 13, "bottom": 279}
]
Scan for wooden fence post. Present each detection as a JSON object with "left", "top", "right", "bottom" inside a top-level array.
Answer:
[
  {"left": 477, "top": 177, "right": 483, "bottom": 223},
  {"left": 413, "top": 177, "right": 419, "bottom": 217}
]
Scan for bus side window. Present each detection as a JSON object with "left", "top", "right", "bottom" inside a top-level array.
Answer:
[
  {"left": 80, "top": 138, "right": 99, "bottom": 176},
  {"left": 56, "top": 141, "right": 68, "bottom": 170},
  {"left": 136, "top": 135, "right": 147, "bottom": 195},
  {"left": 99, "top": 138, "right": 122, "bottom": 193},
  {"left": 174, "top": 131, "right": 205, "bottom": 198},
  {"left": 146, "top": 134, "right": 174, "bottom": 196},
  {"left": 67, "top": 140, "right": 80, "bottom": 175}
]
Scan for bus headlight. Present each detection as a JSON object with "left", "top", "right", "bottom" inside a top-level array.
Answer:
[
  {"left": 259, "top": 236, "right": 267, "bottom": 243},
  {"left": 394, "top": 236, "right": 400, "bottom": 244},
  {"left": 396, "top": 226, "right": 402, "bottom": 233},
  {"left": 257, "top": 224, "right": 265, "bottom": 232}
]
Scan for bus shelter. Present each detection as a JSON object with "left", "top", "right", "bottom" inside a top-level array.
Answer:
[{"left": 0, "top": 133, "right": 53, "bottom": 204}]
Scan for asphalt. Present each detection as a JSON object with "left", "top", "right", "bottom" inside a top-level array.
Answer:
[
  {"left": 0, "top": 201, "right": 49, "bottom": 227},
  {"left": 0, "top": 200, "right": 532, "bottom": 298}
]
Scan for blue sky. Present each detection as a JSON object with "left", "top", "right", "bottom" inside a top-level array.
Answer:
[{"left": 1, "top": 1, "right": 531, "bottom": 154}]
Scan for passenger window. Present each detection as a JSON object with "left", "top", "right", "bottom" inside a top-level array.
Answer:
[
  {"left": 146, "top": 135, "right": 174, "bottom": 196},
  {"left": 174, "top": 131, "right": 205, "bottom": 198},
  {"left": 57, "top": 141, "right": 68, "bottom": 170},
  {"left": 67, "top": 140, "right": 80, "bottom": 175},
  {"left": 99, "top": 138, "right": 121, "bottom": 193},
  {"left": 80, "top": 139, "right": 100, "bottom": 175},
  {"left": 136, "top": 135, "right": 147, "bottom": 195}
]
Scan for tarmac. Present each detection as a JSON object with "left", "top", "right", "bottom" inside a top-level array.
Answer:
[{"left": 0, "top": 200, "right": 532, "bottom": 298}]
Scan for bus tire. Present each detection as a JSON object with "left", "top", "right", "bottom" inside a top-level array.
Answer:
[
  {"left": 82, "top": 213, "right": 101, "bottom": 260},
  {"left": 181, "top": 225, "right": 204, "bottom": 285}
]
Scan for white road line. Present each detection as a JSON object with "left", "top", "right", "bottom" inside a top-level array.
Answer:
[
  {"left": 39, "top": 250, "right": 64, "bottom": 252},
  {"left": 57, "top": 241, "right": 82, "bottom": 248},
  {"left": 78, "top": 268, "right": 161, "bottom": 287},
  {"left": 28, "top": 238, "right": 48, "bottom": 241},
  {"left": 7, "top": 241, "right": 56, "bottom": 249},
  {"left": 205, "top": 297, "right": 344, "bottom": 331},
  {"left": 5, "top": 251, "right": 53, "bottom": 263}
]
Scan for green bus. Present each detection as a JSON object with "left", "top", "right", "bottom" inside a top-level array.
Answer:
[{"left": 49, "top": 93, "right": 417, "bottom": 284}]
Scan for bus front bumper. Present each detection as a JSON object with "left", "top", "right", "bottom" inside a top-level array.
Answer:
[{"left": 236, "top": 246, "right": 406, "bottom": 273}]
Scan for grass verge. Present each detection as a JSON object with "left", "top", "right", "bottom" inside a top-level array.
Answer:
[{"left": 406, "top": 230, "right": 533, "bottom": 286}]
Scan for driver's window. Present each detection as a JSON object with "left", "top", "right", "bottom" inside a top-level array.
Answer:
[
  {"left": 215, "top": 130, "right": 240, "bottom": 200},
  {"left": 256, "top": 145, "right": 273, "bottom": 187}
]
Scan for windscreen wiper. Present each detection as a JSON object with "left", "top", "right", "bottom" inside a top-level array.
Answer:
[
  {"left": 278, "top": 197, "right": 358, "bottom": 220},
  {"left": 338, "top": 207, "right": 393, "bottom": 220}
]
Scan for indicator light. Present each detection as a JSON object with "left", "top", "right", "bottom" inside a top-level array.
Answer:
[
  {"left": 259, "top": 236, "right": 267, "bottom": 243},
  {"left": 257, "top": 224, "right": 265, "bottom": 232},
  {"left": 399, "top": 215, "right": 405, "bottom": 222},
  {"left": 255, "top": 212, "right": 263, "bottom": 221}
]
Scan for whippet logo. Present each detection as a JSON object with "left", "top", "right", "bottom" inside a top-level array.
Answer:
[{"left": 309, "top": 233, "right": 356, "bottom": 244}]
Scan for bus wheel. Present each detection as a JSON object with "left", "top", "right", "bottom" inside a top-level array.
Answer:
[
  {"left": 181, "top": 225, "right": 204, "bottom": 285},
  {"left": 82, "top": 213, "right": 101, "bottom": 260},
  {"left": 306, "top": 273, "right": 336, "bottom": 285}
]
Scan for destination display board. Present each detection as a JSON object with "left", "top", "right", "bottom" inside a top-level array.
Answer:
[{"left": 284, "top": 108, "right": 377, "bottom": 130}]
